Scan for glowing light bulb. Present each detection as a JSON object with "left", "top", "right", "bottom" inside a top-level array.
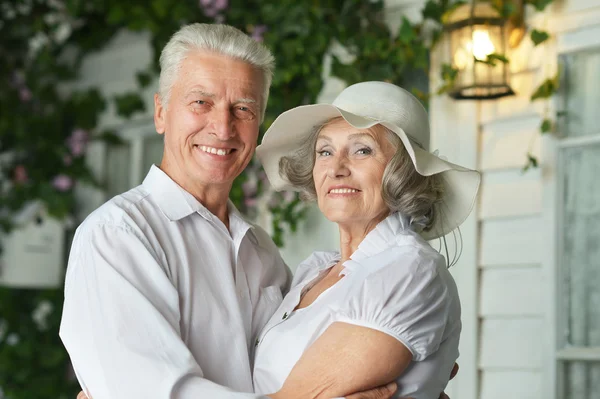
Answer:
[{"left": 472, "top": 29, "right": 495, "bottom": 60}]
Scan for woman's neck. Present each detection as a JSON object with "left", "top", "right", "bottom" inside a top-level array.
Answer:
[{"left": 337, "top": 212, "right": 390, "bottom": 261}]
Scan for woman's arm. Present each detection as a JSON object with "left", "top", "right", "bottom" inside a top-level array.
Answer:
[{"left": 269, "top": 321, "right": 412, "bottom": 399}]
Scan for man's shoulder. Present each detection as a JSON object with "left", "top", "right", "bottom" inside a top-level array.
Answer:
[{"left": 77, "top": 185, "right": 153, "bottom": 235}]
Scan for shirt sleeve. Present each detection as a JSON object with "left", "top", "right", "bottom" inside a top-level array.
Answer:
[
  {"left": 59, "top": 222, "right": 265, "bottom": 399},
  {"left": 335, "top": 247, "right": 453, "bottom": 362}
]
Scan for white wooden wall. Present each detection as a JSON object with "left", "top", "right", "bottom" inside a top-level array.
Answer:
[{"left": 430, "top": 0, "right": 600, "bottom": 398}]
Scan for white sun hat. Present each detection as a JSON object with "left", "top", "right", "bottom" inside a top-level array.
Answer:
[{"left": 255, "top": 81, "right": 481, "bottom": 240}]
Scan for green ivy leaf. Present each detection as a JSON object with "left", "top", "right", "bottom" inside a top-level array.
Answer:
[
  {"left": 441, "top": 63, "right": 458, "bottom": 82},
  {"left": 114, "top": 93, "right": 146, "bottom": 119},
  {"left": 540, "top": 118, "right": 553, "bottom": 134},
  {"left": 531, "top": 71, "right": 560, "bottom": 101},
  {"left": 398, "top": 17, "right": 416, "bottom": 44},
  {"left": 522, "top": 153, "right": 539, "bottom": 172},
  {"left": 526, "top": 0, "right": 554, "bottom": 12},
  {"left": 477, "top": 53, "right": 510, "bottom": 67},
  {"left": 94, "top": 130, "right": 126, "bottom": 146},
  {"left": 531, "top": 29, "right": 550, "bottom": 46},
  {"left": 331, "top": 55, "right": 362, "bottom": 86},
  {"left": 492, "top": 0, "right": 517, "bottom": 18},
  {"left": 136, "top": 71, "right": 153, "bottom": 88}
]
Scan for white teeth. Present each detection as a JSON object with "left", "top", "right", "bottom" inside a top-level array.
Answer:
[
  {"left": 329, "top": 188, "right": 359, "bottom": 194},
  {"left": 199, "top": 146, "right": 231, "bottom": 156}
]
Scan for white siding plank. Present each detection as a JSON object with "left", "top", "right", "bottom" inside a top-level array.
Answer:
[
  {"left": 480, "top": 216, "right": 543, "bottom": 266},
  {"left": 480, "top": 318, "right": 544, "bottom": 369},
  {"left": 480, "top": 371, "right": 542, "bottom": 399},
  {"left": 479, "top": 169, "right": 542, "bottom": 219},
  {"left": 480, "top": 267, "right": 545, "bottom": 316},
  {"left": 480, "top": 116, "right": 543, "bottom": 170},
  {"left": 480, "top": 71, "right": 546, "bottom": 125}
]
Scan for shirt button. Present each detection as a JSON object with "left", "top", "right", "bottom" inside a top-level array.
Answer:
[
  {"left": 282, "top": 312, "right": 288, "bottom": 320},
  {"left": 255, "top": 338, "right": 260, "bottom": 347}
]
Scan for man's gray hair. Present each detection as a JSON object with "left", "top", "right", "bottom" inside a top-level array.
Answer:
[
  {"left": 279, "top": 118, "right": 445, "bottom": 233},
  {"left": 158, "top": 23, "right": 275, "bottom": 121}
]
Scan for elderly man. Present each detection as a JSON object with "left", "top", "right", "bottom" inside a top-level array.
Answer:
[{"left": 60, "top": 23, "right": 404, "bottom": 399}]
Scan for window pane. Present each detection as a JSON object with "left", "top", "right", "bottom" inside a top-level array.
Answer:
[
  {"left": 563, "top": 361, "right": 600, "bottom": 399},
  {"left": 563, "top": 47, "right": 600, "bottom": 137},
  {"left": 105, "top": 143, "right": 132, "bottom": 198},
  {"left": 560, "top": 144, "right": 600, "bottom": 347},
  {"left": 142, "top": 135, "right": 164, "bottom": 175}
]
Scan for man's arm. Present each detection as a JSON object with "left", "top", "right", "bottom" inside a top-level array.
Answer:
[{"left": 60, "top": 222, "right": 263, "bottom": 399}]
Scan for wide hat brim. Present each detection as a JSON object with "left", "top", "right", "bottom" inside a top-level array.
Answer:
[{"left": 255, "top": 104, "right": 481, "bottom": 241}]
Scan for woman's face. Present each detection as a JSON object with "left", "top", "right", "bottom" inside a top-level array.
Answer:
[{"left": 312, "top": 118, "right": 397, "bottom": 228}]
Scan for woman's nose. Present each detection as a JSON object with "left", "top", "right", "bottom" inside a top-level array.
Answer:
[{"left": 327, "top": 156, "right": 350, "bottom": 178}]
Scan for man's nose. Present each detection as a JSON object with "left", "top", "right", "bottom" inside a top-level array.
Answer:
[{"left": 210, "top": 107, "right": 234, "bottom": 140}]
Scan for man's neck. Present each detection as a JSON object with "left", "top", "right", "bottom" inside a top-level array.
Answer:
[
  {"left": 158, "top": 163, "right": 232, "bottom": 229},
  {"left": 190, "top": 186, "right": 231, "bottom": 229}
]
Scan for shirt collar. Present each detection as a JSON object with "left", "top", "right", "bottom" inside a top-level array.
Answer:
[
  {"left": 347, "top": 212, "right": 414, "bottom": 264},
  {"left": 142, "top": 165, "right": 234, "bottom": 223}
]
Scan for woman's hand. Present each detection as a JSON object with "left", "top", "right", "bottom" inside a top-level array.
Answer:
[{"left": 76, "top": 391, "right": 90, "bottom": 399}]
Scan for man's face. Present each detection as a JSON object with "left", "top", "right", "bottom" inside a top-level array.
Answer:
[{"left": 154, "top": 50, "right": 263, "bottom": 192}]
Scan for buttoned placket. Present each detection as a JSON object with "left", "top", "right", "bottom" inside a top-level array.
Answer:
[
  {"left": 233, "top": 227, "right": 254, "bottom": 352},
  {"left": 199, "top": 210, "right": 255, "bottom": 389},
  {"left": 253, "top": 265, "right": 330, "bottom": 351}
]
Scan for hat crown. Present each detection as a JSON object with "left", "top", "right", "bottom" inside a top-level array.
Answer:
[{"left": 331, "top": 81, "right": 430, "bottom": 150}]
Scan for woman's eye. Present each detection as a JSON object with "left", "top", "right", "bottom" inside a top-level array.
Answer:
[
  {"left": 356, "top": 147, "right": 372, "bottom": 155},
  {"left": 193, "top": 100, "right": 207, "bottom": 106},
  {"left": 317, "top": 150, "right": 331, "bottom": 157}
]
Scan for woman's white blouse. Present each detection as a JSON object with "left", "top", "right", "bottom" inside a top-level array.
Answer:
[{"left": 252, "top": 213, "right": 461, "bottom": 399}]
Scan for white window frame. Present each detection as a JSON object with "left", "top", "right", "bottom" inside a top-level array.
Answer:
[
  {"left": 543, "top": 8, "right": 600, "bottom": 399},
  {"left": 110, "top": 118, "right": 161, "bottom": 189}
]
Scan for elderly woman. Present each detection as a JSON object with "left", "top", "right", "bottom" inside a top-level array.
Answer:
[{"left": 253, "top": 81, "right": 480, "bottom": 399}]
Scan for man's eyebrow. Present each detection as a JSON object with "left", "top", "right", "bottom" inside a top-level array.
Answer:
[
  {"left": 236, "top": 98, "right": 257, "bottom": 104},
  {"left": 185, "top": 89, "right": 215, "bottom": 98}
]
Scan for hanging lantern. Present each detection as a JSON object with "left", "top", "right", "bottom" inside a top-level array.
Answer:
[{"left": 441, "top": 1, "right": 524, "bottom": 100}]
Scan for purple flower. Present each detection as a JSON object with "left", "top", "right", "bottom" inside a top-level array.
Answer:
[
  {"left": 199, "top": 0, "right": 228, "bottom": 19},
  {"left": 13, "top": 165, "right": 28, "bottom": 184},
  {"left": 268, "top": 193, "right": 280, "bottom": 209},
  {"left": 19, "top": 87, "right": 32, "bottom": 102},
  {"left": 282, "top": 191, "right": 296, "bottom": 203},
  {"left": 11, "top": 70, "right": 25, "bottom": 87},
  {"left": 258, "top": 170, "right": 269, "bottom": 186},
  {"left": 244, "top": 197, "right": 258, "bottom": 208},
  {"left": 67, "top": 128, "right": 89, "bottom": 157},
  {"left": 242, "top": 179, "right": 257, "bottom": 198},
  {"left": 213, "top": 0, "right": 228, "bottom": 11},
  {"left": 203, "top": 6, "right": 219, "bottom": 17},
  {"left": 251, "top": 25, "right": 268, "bottom": 42},
  {"left": 52, "top": 174, "right": 73, "bottom": 191}
]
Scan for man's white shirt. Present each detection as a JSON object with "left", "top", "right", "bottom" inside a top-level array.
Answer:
[{"left": 60, "top": 165, "right": 291, "bottom": 398}]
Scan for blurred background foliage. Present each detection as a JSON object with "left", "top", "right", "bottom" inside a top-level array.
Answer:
[{"left": 0, "top": 0, "right": 461, "bottom": 397}]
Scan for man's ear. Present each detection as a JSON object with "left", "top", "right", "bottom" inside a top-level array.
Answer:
[{"left": 154, "top": 93, "right": 166, "bottom": 135}]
